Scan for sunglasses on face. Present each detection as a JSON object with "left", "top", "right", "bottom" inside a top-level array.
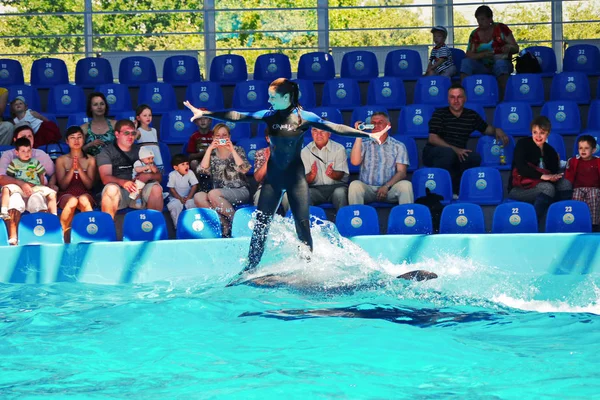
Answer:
[{"left": 120, "top": 130, "right": 136, "bottom": 136}]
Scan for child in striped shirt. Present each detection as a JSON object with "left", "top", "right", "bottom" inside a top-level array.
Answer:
[{"left": 426, "top": 26, "right": 456, "bottom": 77}]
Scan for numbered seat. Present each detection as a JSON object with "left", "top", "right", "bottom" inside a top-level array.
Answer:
[
  {"left": 232, "top": 80, "right": 270, "bottom": 111},
  {"left": 70, "top": 211, "right": 117, "bottom": 243},
  {"left": 366, "top": 77, "right": 406, "bottom": 109},
  {"left": 384, "top": 49, "right": 423, "bottom": 80},
  {"left": 413, "top": 76, "right": 452, "bottom": 107},
  {"left": 387, "top": 204, "right": 433, "bottom": 235},
  {"left": 0, "top": 58, "right": 25, "bottom": 86},
  {"left": 523, "top": 46, "right": 557, "bottom": 77},
  {"left": 5, "top": 85, "right": 41, "bottom": 118},
  {"left": 411, "top": 167, "right": 453, "bottom": 204},
  {"left": 185, "top": 81, "right": 225, "bottom": 111},
  {"left": 159, "top": 109, "right": 196, "bottom": 144},
  {"left": 328, "top": 136, "right": 359, "bottom": 174},
  {"left": 31, "top": 58, "right": 69, "bottom": 88},
  {"left": 321, "top": 78, "right": 362, "bottom": 110},
  {"left": 286, "top": 206, "right": 328, "bottom": 227},
  {"left": 540, "top": 100, "right": 581, "bottom": 136},
  {"left": 350, "top": 105, "right": 389, "bottom": 127},
  {"left": 492, "top": 202, "right": 538, "bottom": 234},
  {"left": 95, "top": 83, "right": 133, "bottom": 114},
  {"left": 396, "top": 104, "right": 435, "bottom": 138},
  {"left": 226, "top": 121, "right": 252, "bottom": 144},
  {"left": 122, "top": 209, "right": 168, "bottom": 241},
  {"left": 113, "top": 111, "right": 136, "bottom": 123},
  {"left": 118, "top": 56, "right": 157, "bottom": 85},
  {"left": 176, "top": 208, "right": 223, "bottom": 239},
  {"left": 297, "top": 51, "right": 336, "bottom": 82},
  {"left": 335, "top": 205, "right": 379, "bottom": 237},
  {"left": 572, "top": 133, "right": 600, "bottom": 158},
  {"left": 253, "top": 53, "right": 292, "bottom": 81},
  {"left": 476, "top": 134, "right": 515, "bottom": 171},
  {"left": 563, "top": 44, "right": 600, "bottom": 76},
  {"left": 545, "top": 200, "right": 592, "bottom": 233},
  {"left": 137, "top": 83, "right": 177, "bottom": 115},
  {"left": 448, "top": 48, "right": 465, "bottom": 79},
  {"left": 209, "top": 54, "right": 248, "bottom": 83},
  {"left": 293, "top": 79, "right": 317, "bottom": 109},
  {"left": 585, "top": 100, "right": 600, "bottom": 133},
  {"left": 18, "top": 212, "right": 63, "bottom": 245},
  {"left": 238, "top": 137, "right": 269, "bottom": 174},
  {"left": 66, "top": 112, "right": 91, "bottom": 128},
  {"left": 546, "top": 133, "right": 567, "bottom": 161},
  {"left": 75, "top": 57, "right": 113, "bottom": 87},
  {"left": 504, "top": 74, "right": 545, "bottom": 106},
  {"left": 394, "top": 136, "right": 419, "bottom": 172},
  {"left": 46, "top": 84, "right": 86, "bottom": 116},
  {"left": 458, "top": 167, "right": 504, "bottom": 205},
  {"left": 231, "top": 206, "right": 258, "bottom": 238},
  {"left": 550, "top": 72, "right": 591, "bottom": 105},
  {"left": 439, "top": 203, "right": 485, "bottom": 234},
  {"left": 162, "top": 55, "right": 201, "bottom": 85},
  {"left": 464, "top": 102, "right": 487, "bottom": 137},
  {"left": 340, "top": 50, "right": 379, "bottom": 81},
  {"left": 307, "top": 106, "right": 343, "bottom": 124},
  {"left": 463, "top": 75, "right": 499, "bottom": 106},
  {"left": 493, "top": 101, "right": 533, "bottom": 137}
]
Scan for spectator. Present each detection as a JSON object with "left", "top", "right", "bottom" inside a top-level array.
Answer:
[
  {"left": 423, "top": 83, "right": 508, "bottom": 197},
  {"left": 253, "top": 137, "right": 290, "bottom": 214},
  {"left": 10, "top": 97, "right": 61, "bottom": 147},
  {"left": 97, "top": 119, "right": 163, "bottom": 219},
  {"left": 460, "top": 5, "right": 519, "bottom": 96},
  {"left": 186, "top": 110, "right": 214, "bottom": 192},
  {"left": 426, "top": 26, "right": 456, "bottom": 77},
  {"left": 81, "top": 92, "right": 117, "bottom": 156},
  {"left": 194, "top": 123, "right": 251, "bottom": 237},
  {"left": 130, "top": 147, "right": 159, "bottom": 208},
  {"left": 301, "top": 126, "right": 349, "bottom": 211},
  {"left": 0, "top": 87, "right": 15, "bottom": 145},
  {"left": 166, "top": 154, "right": 198, "bottom": 229},
  {"left": 55, "top": 126, "right": 97, "bottom": 243},
  {"left": 508, "top": 116, "right": 572, "bottom": 222},
  {"left": 349, "top": 112, "right": 414, "bottom": 205},
  {"left": 134, "top": 104, "right": 163, "bottom": 170}
]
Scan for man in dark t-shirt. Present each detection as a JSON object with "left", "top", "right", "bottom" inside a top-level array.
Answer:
[{"left": 423, "top": 82, "right": 508, "bottom": 196}]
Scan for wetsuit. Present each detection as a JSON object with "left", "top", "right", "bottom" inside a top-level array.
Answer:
[{"left": 205, "top": 106, "right": 370, "bottom": 272}]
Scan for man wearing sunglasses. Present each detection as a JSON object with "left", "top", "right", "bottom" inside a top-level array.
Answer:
[{"left": 97, "top": 119, "right": 164, "bottom": 219}]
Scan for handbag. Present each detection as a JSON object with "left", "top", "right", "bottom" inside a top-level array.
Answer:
[{"left": 511, "top": 162, "right": 550, "bottom": 189}]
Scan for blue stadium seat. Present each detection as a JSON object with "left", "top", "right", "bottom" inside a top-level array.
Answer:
[
  {"left": 448, "top": 48, "right": 465, "bottom": 79},
  {"left": 293, "top": 79, "right": 317, "bottom": 109},
  {"left": 75, "top": 57, "right": 113, "bottom": 87},
  {"left": 253, "top": 53, "right": 292, "bottom": 81},
  {"left": 157, "top": 142, "right": 173, "bottom": 177},
  {"left": 546, "top": 133, "right": 567, "bottom": 160},
  {"left": 524, "top": 46, "right": 557, "bottom": 77},
  {"left": 209, "top": 54, "right": 248, "bottom": 83},
  {"left": 476, "top": 134, "right": 515, "bottom": 171},
  {"left": 176, "top": 208, "right": 223, "bottom": 239},
  {"left": 286, "top": 206, "right": 328, "bottom": 227},
  {"left": 118, "top": 56, "right": 157, "bottom": 86},
  {"left": 321, "top": 78, "right": 362, "bottom": 110},
  {"left": 232, "top": 80, "right": 270, "bottom": 111},
  {"left": 384, "top": 49, "right": 423, "bottom": 80},
  {"left": 307, "top": 106, "right": 343, "bottom": 124},
  {"left": 30, "top": 58, "right": 69, "bottom": 88},
  {"left": 5, "top": 85, "right": 41, "bottom": 118},
  {"left": 439, "top": 203, "right": 485, "bottom": 234},
  {"left": 411, "top": 167, "right": 453, "bottom": 204},
  {"left": 46, "top": 84, "right": 86, "bottom": 116},
  {"left": 366, "top": 77, "right": 406, "bottom": 109},
  {"left": 238, "top": 137, "right": 269, "bottom": 174},
  {"left": 572, "top": 133, "right": 600, "bottom": 158},
  {"left": 0, "top": 145, "right": 12, "bottom": 158},
  {"left": 493, "top": 101, "right": 534, "bottom": 137},
  {"left": 387, "top": 203, "right": 433, "bottom": 235},
  {"left": 329, "top": 136, "right": 359, "bottom": 174},
  {"left": 550, "top": 72, "right": 591, "bottom": 104},
  {"left": 40, "top": 142, "right": 70, "bottom": 162},
  {"left": 394, "top": 136, "right": 419, "bottom": 172},
  {"left": 396, "top": 104, "right": 435, "bottom": 138},
  {"left": 540, "top": 100, "right": 581, "bottom": 135},
  {"left": 586, "top": 100, "right": 600, "bottom": 133},
  {"left": 137, "top": 83, "right": 177, "bottom": 115},
  {"left": 231, "top": 206, "right": 258, "bottom": 238},
  {"left": 70, "top": 211, "right": 117, "bottom": 243},
  {"left": 159, "top": 109, "right": 196, "bottom": 144},
  {"left": 545, "top": 200, "right": 592, "bottom": 233},
  {"left": 504, "top": 74, "right": 545, "bottom": 106},
  {"left": 43, "top": 114, "right": 59, "bottom": 125},
  {"left": 113, "top": 111, "right": 136, "bottom": 123},
  {"left": 458, "top": 167, "right": 504, "bottom": 205},
  {"left": 350, "top": 105, "right": 389, "bottom": 126},
  {"left": 340, "top": 50, "right": 379, "bottom": 81},
  {"left": 297, "top": 51, "right": 336, "bottom": 82},
  {"left": 18, "top": 212, "right": 63, "bottom": 245},
  {"left": 185, "top": 81, "right": 225, "bottom": 111},
  {"left": 492, "top": 202, "right": 538, "bottom": 234},
  {"left": 463, "top": 75, "right": 499, "bottom": 106},
  {"left": 335, "top": 205, "right": 379, "bottom": 236},
  {"left": 563, "top": 44, "right": 600, "bottom": 76},
  {"left": 0, "top": 59, "right": 24, "bottom": 86},
  {"left": 96, "top": 83, "right": 133, "bottom": 114},
  {"left": 413, "top": 76, "right": 452, "bottom": 107},
  {"left": 0, "top": 219, "right": 8, "bottom": 246},
  {"left": 122, "top": 209, "right": 168, "bottom": 241},
  {"left": 162, "top": 55, "right": 201, "bottom": 85},
  {"left": 66, "top": 113, "right": 91, "bottom": 129},
  {"left": 464, "top": 102, "right": 487, "bottom": 137},
  {"left": 221, "top": 121, "right": 250, "bottom": 144}
]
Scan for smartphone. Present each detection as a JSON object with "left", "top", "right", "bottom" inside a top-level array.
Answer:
[{"left": 218, "top": 139, "right": 227, "bottom": 145}]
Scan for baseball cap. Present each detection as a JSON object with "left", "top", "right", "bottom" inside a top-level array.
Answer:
[
  {"left": 431, "top": 26, "right": 448, "bottom": 36},
  {"left": 139, "top": 146, "right": 155, "bottom": 159}
]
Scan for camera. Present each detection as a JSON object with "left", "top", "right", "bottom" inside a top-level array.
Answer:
[
  {"left": 218, "top": 139, "right": 228, "bottom": 145},
  {"left": 358, "top": 123, "right": 375, "bottom": 131}
]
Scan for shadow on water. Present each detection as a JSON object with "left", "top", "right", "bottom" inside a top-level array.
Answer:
[{"left": 553, "top": 235, "right": 599, "bottom": 275}]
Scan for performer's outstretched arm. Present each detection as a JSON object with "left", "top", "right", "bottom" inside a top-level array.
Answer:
[{"left": 183, "top": 100, "right": 268, "bottom": 123}]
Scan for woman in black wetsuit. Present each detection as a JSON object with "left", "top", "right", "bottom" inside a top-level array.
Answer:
[{"left": 184, "top": 78, "right": 389, "bottom": 280}]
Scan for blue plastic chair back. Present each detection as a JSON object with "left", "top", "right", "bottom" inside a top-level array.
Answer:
[
  {"left": 231, "top": 206, "right": 258, "bottom": 238},
  {"left": 113, "top": 111, "right": 136, "bottom": 123},
  {"left": 563, "top": 44, "right": 600, "bottom": 76},
  {"left": 384, "top": 49, "right": 423, "bottom": 80},
  {"left": 75, "top": 57, "right": 113, "bottom": 87},
  {"left": 162, "top": 55, "right": 201, "bottom": 85},
  {"left": 18, "top": 213, "right": 63, "bottom": 245},
  {"left": 411, "top": 167, "right": 453, "bottom": 204},
  {"left": 586, "top": 100, "right": 600, "bottom": 132},
  {"left": 395, "top": 136, "right": 418, "bottom": 172},
  {"left": 439, "top": 203, "right": 485, "bottom": 234},
  {"left": 254, "top": 53, "right": 292, "bottom": 81},
  {"left": 340, "top": 50, "right": 379, "bottom": 81},
  {"left": 463, "top": 102, "right": 487, "bottom": 137},
  {"left": 492, "top": 202, "right": 538, "bottom": 233},
  {"left": 176, "top": 208, "right": 223, "bottom": 239},
  {"left": 209, "top": 54, "right": 248, "bottom": 83},
  {"left": 119, "top": 56, "right": 157, "bottom": 86},
  {"left": 226, "top": 121, "right": 252, "bottom": 144},
  {"left": 137, "top": 82, "right": 177, "bottom": 115},
  {"left": 572, "top": 133, "right": 600, "bottom": 158},
  {"left": 321, "top": 78, "right": 362, "bottom": 110},
  {"left": 0, "top": 58, "right": 24, "bottom": 86},
  {"left": 159, "top": 109, "right": 196, "bottom": 144},
  {"left": 545, "top": 200, "right": 592, "bottom": 233},
  {"left": 476, "top": 134, "right": 515, "bottom": 171},
  {"left": 95, "top": 83, "right": 133, "bottom": 114},
  {"left": 122, "top": 210, "right": 168, "bottom": 241},
  {"left": 366, "top": 77, "right": 406, "bottom": 109},
  {"left": 0, "top": 220, "right": 8, "bottom": 246},
  {"left": 232, "top": 80, "right": 270, "bottom": 111},
  {"left": 540, "top": 100, "right": 581, "bottom": 135},
  {"left": 293, "top": 79, "right": 317, "bottom": 109},
  {"left": 156, "top": 142, "right": 173, "bottom": 177},
  {"left": 0, "top": 145, "right": 12, "bottom": 158},
  {"left": 546, "top": 133, "right": 567, "bottom": 160},
  {"left": 458, "top": 167, "right": 504, "bottom": 205},
  {"left": 5, "top": 85, "right": 41, "bottom": 118},
  {"left": 31, "top": 58, "right": 69, "bottom": 88},
  {"left": 396, "top": 104, "right": 435, "bottom": 137},
  {"left": 328, "top": 136, "right": 359, "bottom": 174},
  {"left": 493, "top": 101, "right": 533, "bottom": 137},
  {"left": 71, "top": 211, "right": 117, "bottom": 243},
  {"left": 185, "top": 81, "right": 225, "bottom": 111},
  {"left": 387, "top": 204, "right": 433, "bottom": 235},
  {"left": 335, "top": 205, "right": 379, "bottom": 237},
  {"left": 413, "top": 76, "right": 451, "bottom": 107},
  {"left": 46, "top": 84, "right": 86, "bottom": 116},
  {"left": 297, "top": 52, "right": 336, "bottom": 82},
  {"left": 286, "top": 206, "right": 327, "bottom": 227},
  {"left": 238, "top": 137, "right": 269, "bottom": 174},
  {"left": 449, "top": 48, "right": 465, "bottom": 79},
  {"left": 550, "top": 71, "right": 591, "bottom": 105},
  {"left": 504, "top": 74, "right": 545, "bottom": 106},
  {"left": 350, "top": 105, "right": 389, "bottom": 126},
  {"left": 463, "top": 75, "right": 499, "bottom": 106},
  {"left": 66, "top": 112, "right": 91, "bottom": 129},
  {"left": 524, "top": 46, "right": 557, "bottom": 77},
  {"left": 307, "top": 106, "right": 343, "bottom": 124}
]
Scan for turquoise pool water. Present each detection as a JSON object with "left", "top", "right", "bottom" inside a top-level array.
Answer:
[{"left": 1, "top": 224, "right": 599, "bottom": 399}]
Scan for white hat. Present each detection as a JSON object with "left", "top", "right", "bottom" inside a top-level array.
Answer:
[
  {"left": 139, "top": 146, "right": 155, "bottom": 159},
  {"left": 431, "top": 26, "right": 448, "bottom": 37}
]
